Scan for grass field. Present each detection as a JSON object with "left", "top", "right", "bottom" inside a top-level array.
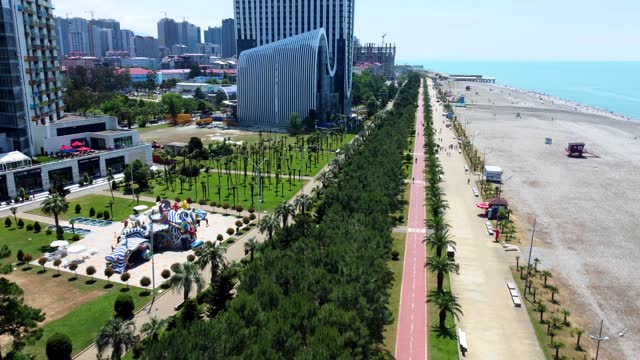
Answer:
[
  {"left": 21, "top": 270, "right": 152, "bottom": 359},
  {"left": 28, "top": 195, "right": 154, "bottom": 222},
  {"left": 0, "top": 219, "right": 81, "bottom": 265}
]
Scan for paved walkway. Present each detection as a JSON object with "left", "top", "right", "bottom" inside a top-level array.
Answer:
[
  {"left": 395, "top": 79, "right": 428, "bottom": 360},
  {"left": 428, "top": 79, "right": 544, "bottom": 359}
]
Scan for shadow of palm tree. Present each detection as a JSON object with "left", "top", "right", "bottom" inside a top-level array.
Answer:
[{"left": 431, "top": 325, "right": 458, "bottom": 340}]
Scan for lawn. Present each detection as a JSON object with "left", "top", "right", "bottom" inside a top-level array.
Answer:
[
  {"left": 142, "top": 172, "right": 308, "bottom": 212},
  {"left": 32, "top": 156, "right": 58, "bottom": 165},
  {"left": 136, "top": 123, "right": 170, "bottom": 134},
  {"left": 427, "top": 243, "right": 459, "bottom": 359},
  {"left": 28, "top": 195, "right": 155, "bottom": 222},
  {"left": 22, "top": 270, "right": 153, "bottom": 359},
  {"left": 0, "top": 219, "right": 81, "bottom": 265}
]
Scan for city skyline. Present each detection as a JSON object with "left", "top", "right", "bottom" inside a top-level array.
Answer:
[{"left": 51, "top": 0, "right": 640, "bottom": 61}]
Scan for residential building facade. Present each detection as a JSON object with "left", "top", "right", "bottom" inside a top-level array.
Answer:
[
  {"left": 54, "top": 16, "right": 69, "bottom": 56},
  {"left": 67, "top": 17, "right": 90, "bottom": 55},
  {"left": 130, "top": 35, "right": 159, "bottom": 59},
  {"left": 120, "top": 29, "right": 134, "bottom": 54},
  {"left": 204, "top": 26, "right": 222, "bottom": 45},
  {"left": 221, "top": 18, "right": 236, "bottom": 58},
  {"left": 157, "top": 17, "right": 178, "bottom": 48},
  {"left": 353, "top": 43, "right": 396, "bottom": 79}
]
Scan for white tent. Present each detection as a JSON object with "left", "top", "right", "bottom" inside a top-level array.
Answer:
[{"left": 0, "top": 151, "right": 32, "bottom": 171}]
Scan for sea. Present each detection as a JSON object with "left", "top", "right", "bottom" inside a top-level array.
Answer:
[{"left": 412, "top": 61, "right": 640, "bottom": 120}]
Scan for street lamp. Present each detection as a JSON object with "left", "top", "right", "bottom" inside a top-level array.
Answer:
[
  {"left": 248, "top": 157, "right": 269, "bottom": 222},
  {"left": 589, "top": 320, "right": 628, "bottom": 360},
  {"left": 523, "top": 218, "right": 550, "bottom": 299}
]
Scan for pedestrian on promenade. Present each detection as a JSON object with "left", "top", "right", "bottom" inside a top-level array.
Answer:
[
  {"left": 467, "top": 178, "right": 470, "bottom": 185},
  {"left": 412, "top": 177, "right": 415, "bottom": 184}
]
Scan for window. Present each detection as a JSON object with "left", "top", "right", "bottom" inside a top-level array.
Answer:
[{"left": 114, "top": 136, "right": 133, "bottom": 149}]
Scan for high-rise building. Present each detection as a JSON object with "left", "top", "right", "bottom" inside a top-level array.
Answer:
[
  {"left": 67, "top": 17, "right": 90, "bottom": 55},
  {"left": 88, "top": 18, "right": 121, "bottom": 50},
  {"left": 204, "top": 26, "right": 222, "bottom": 45},
  {"left": 90, "top": 25, "right": 114, "bottom": 57},
  {"left": 130, "top": 36, "right": 159, "bottom": 59},
  {"left": 221, "top": 18, "right": 236, "bottom": 58},
  {"left": 0, "top": 0, "right": 30, "bottom": 154},
  {"left": 54, "top": 17, "right": 69, "bottom": 57},
  {"left": 157, "top": 17, "right": 178, "bottom": 48},
  {"left": 234, "top": 0, "right": 355, "bottom": 115},
  {"left": 120, "top": 29, "right": 134, "bottom": 54},
  {"left": 177, "top": 21, "right": 200, "bottom": 53}
]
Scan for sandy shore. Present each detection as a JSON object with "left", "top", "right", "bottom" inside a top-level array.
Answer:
[{"left": 443, "top": 81, "right": 640, "bottom": 359}]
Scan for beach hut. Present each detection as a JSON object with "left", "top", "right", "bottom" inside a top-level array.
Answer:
[
  {"left": 483, "top": 166, "right": 503, "bottom": 183},
  {"left": 566, "top": 142, "right": 585, "bottom": 157},
  {"left": 486, "top": 198, "right": 509, "bottom": 220}
]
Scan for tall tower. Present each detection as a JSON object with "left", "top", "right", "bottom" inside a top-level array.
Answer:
[
  {"left": 233, "top": 0, "right": 355, "bottom": 114},
  {"left": 221, "top": 18, "right": 236, "bottom": 58},
  {"left": 157, "top": 17, "right": 178, "bottom": 48}
]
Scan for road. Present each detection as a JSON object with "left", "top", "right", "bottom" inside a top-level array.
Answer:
[
  {"left": 428, "top": 79, "right": 544, "bottom": 360},
  {"left": 395, "top": 79, "right": 428, "bottom": 360}
]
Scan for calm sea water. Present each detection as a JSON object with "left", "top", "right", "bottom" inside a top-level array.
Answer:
[{"left": 414, "top": 61, "right": 640, "bottom": 120}]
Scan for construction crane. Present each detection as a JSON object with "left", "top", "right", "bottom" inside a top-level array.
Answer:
[
  {"left": 381, "top": 33, "right": 387, "bottom": 48},
  {"left": 161, "top": 11, "right": 167, "bottom": 18},
  {"left": 84, "top": 10, "right": 94, "bottom": 19}
]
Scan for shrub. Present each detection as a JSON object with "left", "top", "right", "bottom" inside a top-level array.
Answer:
[
  {"left": 235, "top": 204, "right": 243, "bottom": 213},
  {"left": 96, "top": 211, "right": 104, "bottom": 219},
  {"left": 210, "top": 201, "right": 217, "bottom": 208},
  {"left": 140, "top": 276, "right": 151, "bottom": 289},
  {"left": 45, "top": 332, "right": 72, "bottom": 360},
  {"left": 156, "top": 195, "right": 161, "bottom": 202},
  {"left": 249, "top": 213, "right": 256, "bottom": 221},
  {"left": 33, "top": 221, "right": 42, "bottom": 233},
  {"left": 86, "top": 266, "right": 96, "bottom": 278},
  {"left": 68, "top": 263, "right": 78, "bottom": 276},
  {"left": 17, "top": 249, "right": 24, "bottom": 262},
  {"left": 26, "top": 223, "right": 34, "bottom": 231},
  {"left": 224, "top": 238, "right": 235, "bottom": 245},
  {"left": 187, "top": 254, "right": 196, "bottom": 262},
  {"left": 114, "top": 293, "right": 135, "bottom": 319},
  {"left": 53, "top": 259, "right": 62, "bottom": 273},
  {"left": 111, "top": 180, "right": 118, "bottom": 190},
  {"left": 242, "top": 216, "right": 250, "bottom": 225},
  {"left": 186, "top": 197, "right": 193, "bottom": 204},
  {"left": 89, "top": 207, "right": 96, "bottom": 217},
  {"left": 120, "top": 272, "right": 131, "bottom": 287},
  {"left": 170, "top": 263, "right": 181, "bottom": 272},
  {"left": 199, "top": 199, "right": 207, "bottom": 206},
  {"left": 104, "top": 267, "right": 114, "bottom": 279},
  {"left": 0, "top": 245, "right": 10, "bottom": 259},
  {"left": 235, "top": 220, "right": 243, "bottom": 228},
  {"left": 78, "top": 180, "right": 85, "bottom": 187},
  {"left": 4, "top": 218, "right": 11, "bottom": 227},
  {"left": 216, "top": 234, "right": 224, "bottom": 241},
  {"left": 175, "top": 197, "right": 182, "bottom": 203},
  {"left": 22, "top": 253, "right": 33, "bottom": 263},
  {"left": 103, "top": 210, "right": 110, "bottom": 220},
  {"left": 226, "top": 227, "right": 235, "bottom": 235},
  {"left": 75, "top": 204, "right": 81, "bottom": 214},
  {"left": 38, "top": 257, "right": 48, "bottom": 270},
  {"left": 71, "top": 234, "right": 80, "bottom": 241},
  {"left": 248, "top": 207, "right": 255, "bottom": 214},
  {"left": 391, "top": 250, "right": 400, "bottom": 261},
  {"left": 17, "top": 219, "right": 24, "bottom": 228},
  {"left": 222, "top": 202, "right": 230, "bottom": 212},
  {"left": 161, "top": 269, "right": 171, "bottom": 279},
  {"left": 45, "top": 228, "right": 53, "bottom": 235}
]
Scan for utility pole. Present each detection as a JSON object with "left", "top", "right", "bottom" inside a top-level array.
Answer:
[
  {"left": 523, "top": 218, "right": 536, "bottom": 299},
  {"left": 589, "top": 319, "right": 628, "bottom": 360}
]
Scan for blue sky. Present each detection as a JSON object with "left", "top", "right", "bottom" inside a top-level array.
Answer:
[{"left": 52, "top": 0, "right": 640, "bottom": 62}]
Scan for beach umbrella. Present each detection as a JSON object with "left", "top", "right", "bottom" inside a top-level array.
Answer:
[
  {"left": 60, "top": 145, "right": 73, "bottom": 151},
  {"left": 476, "top": 203, "right": 490, "bottom": 209},
  {"left": 71, "top": 141, "right": 83, "bottom": 147},
  {"left": 50, "top": 240, "right": 69, "bottom": 248},
  {"left": 76, "top": 147, "right": 91, "bottom": 152},
  {"left": 133, "top": 205, "right": 149, "bottom": 213}
]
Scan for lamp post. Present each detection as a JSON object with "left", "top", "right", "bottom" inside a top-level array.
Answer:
[
  {"left": 589, "top": 320, "right": 628, "bottom": 360},
  {"left": 523, "top": 218, "right": 549, "bottom": 299},
  {"left": 248, "top": 157, "right": 269, "bottom": 222}
]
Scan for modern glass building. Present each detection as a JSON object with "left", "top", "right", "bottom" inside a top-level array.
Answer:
[
  {"left": 234, "top": 0, "right": 355, "bottom": 120},
  {"left": 237, "top": 29, "right": 333, "bottom": 126}
]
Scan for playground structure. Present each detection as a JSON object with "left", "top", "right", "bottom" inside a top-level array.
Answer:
[
  {"left": 105, "top": 199, "right": 207, "bottom": 274},
  {"left": 565, "top": 142, "right": 599, "bottom": 158}
]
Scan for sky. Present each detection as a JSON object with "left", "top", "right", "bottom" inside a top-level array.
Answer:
[{"left": 52, "top": 0, "right": 640, "bottom": 62}]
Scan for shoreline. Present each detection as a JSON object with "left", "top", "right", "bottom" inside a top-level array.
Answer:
[{"left": 490, "top": 83, "right": 636, "bottom": 123}]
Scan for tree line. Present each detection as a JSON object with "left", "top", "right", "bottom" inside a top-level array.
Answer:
[{"left": 139, "top": 73, "right": 422, "bottom": 359}]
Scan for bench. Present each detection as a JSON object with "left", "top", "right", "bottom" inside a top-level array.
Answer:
[
  {"left": 472, "top": 187, "right": 479, "bottom": 197},
  {"left": 507, "top": 282, "right": 522, "bottom": 307},
  {"left": 512, "top": 295, "right": 522, "bottom": 307},
  {"left": 485, "top": 221, "right": 494, "bottom": 235},
  {"left": 457, "top": 328, "right": 468, "bottom": 355},
  {"left": 507, "top": 282, "right": 517, "bottom": 290}
]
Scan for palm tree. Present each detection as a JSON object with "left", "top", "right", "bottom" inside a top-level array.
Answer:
[
  {"left": 96, "top": 317, "right": 137, "bottom": 360},
  {"left": 274, "top": 201, "right": 294, "bottom": 229},
  {"left": 294, "top": 194, "right": 313, "bottom": 215},
  {"left": 168, "top": 262, "right": 205, "bottom": 301},
  {"left": 195, "top": 243, "right": 226, "bottom": 283},
  {"left": 561, "top": 309, "right": 571, "bottom": 325},
  {"left": 140, "top": 316, "right": 167, "bottom": 342},
  {"left": 571, "top": 327, "right": 584, "bottom": 350},
  {"left": 425, "top": 229, "right": 456, "bottom": 258},
  {"left": 533, "top": 258, "right": 541, "bottom": 272},
  {"left": 69, "top": 219, "right": 76, "bottom": 234},
  {"left": 550, "top": 341, "right": 564, "bottom": 360},
  {"left": 107, "top": 168, "right": 115, "bottom": 200},
  {"left": 41, "top": 193, "right": 69, "bottom": 240},
  {"left": 258, "top": 214, "right": 280, "bottom": 242},
  {"left": 548, "top": 285, "right": 559, "bottom": 303},
  {"left": 542, "top": 270, "right": 552, "bottom": 287},
  {"left": 427, "top": 289, "right": 463, "bottom": 330},
  {"left": 244, "top": 237, "right": 258, "bottom": 261},
  {"left": 536, "top": 303, "right": 547, "bottom": 323},
  {"left": 426, "top": 213, "right": 450, "bottom": 234},
  {"left": 426, "top": 256, "right": 460, "bottom": 293}
]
